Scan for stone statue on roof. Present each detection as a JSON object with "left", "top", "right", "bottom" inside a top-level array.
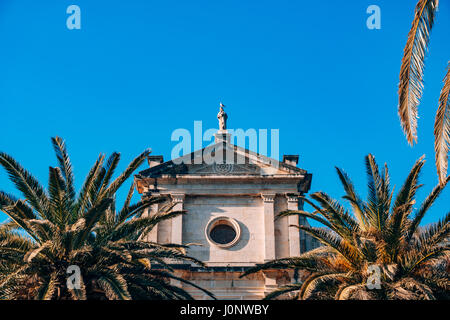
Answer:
[{"left": 218, "top": 102, "right": 228, "bottom": 131}]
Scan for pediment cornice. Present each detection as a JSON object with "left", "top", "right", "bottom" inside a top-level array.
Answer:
[{"left": 137, "top": 142, "right": 307, "bottom": 179}]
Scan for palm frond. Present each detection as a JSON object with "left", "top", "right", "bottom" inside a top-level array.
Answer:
[
  {"left": 408, "top": 175, "right": 449, "bottom": 240},
  {"left": 120, "top": 180, "right": 136, "bottom": 217},
  {"left": 299, "top": 225, "right": 361, "bottom": 267},
  {"left": 434, "top": 62, "right": 450, "bottom": 185},
  {"left": 111, "top": 210, "right": 184, "bottom": 242},
  {"left": 391, "top": 155, "right": 425, "bottom": 216},
  {"left": 263, "top": 284, "right": 303, "bottom": 300},
  {"left": 365, "top": 154, "right": 388, "bottom": 230},
  {"left": 97, "top": 272, "right": 131, "bottom": 300},
  {"left": 48, "top": 167, "right": 69, "bottom": 226},
  {"left": 75, "top": 154, "right": 105, "bottom": 218},
  {"left": 337, "top": 284, "right": 376, "bottom": 300},
  {"left": 310, "top": 192, "right": 360, "bottom": 239},
  {"left": 387, "top": 277, "right": 435, "bottom": 300},
  {"left": 1, "top": 200, "right": 41, "bottom": 243},
  {"left": 74, "top": 198, "right": 112, "bottom": 247},
  {"left": 36, "top": 272, "right": 58, "bottom": 300},
  {"left": 335, "top": 167, "right": 368, "bottom": 229},
  {"left": 398, "top": 0, "right": 439, "bottom": 145},
  {"left": 117, "top": 196, "right": 167, "bottom": 224},
  {"left": 0, "top": 152, "right": 49, "bottom": 218},
  {"left": 99, "top": 152, "right": 121, "bottom": 194},
  {"left": 148, "top": 269, "right": 216, "bottom": 300},
  {"left": 51, "top": 137, "right": 75, "bottom": 204},
  {"left": 240, "top": 248, "right": 333, "bottom": 278},
  {"left": 278, "top": 210, "right": 334, "bottom": 230},
  {"left": 103, "top": 149, "right": 150, "bottom": 198},
  {"left": 23, "top": 241, "right": 52, "bottom": 263},
  {"left": 416, "top": 212, "right": 450, "bottom": 249},
  {"left": 301, "top": 273, "right": 349, "bottom": 300}
]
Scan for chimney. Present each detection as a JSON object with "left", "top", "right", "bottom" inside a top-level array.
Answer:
[
  {"left": 148, "top": 155, "right": 164, "bottom": 168},
  {"left": 283, "top": 155, "right": 299, "bottom": 167}
]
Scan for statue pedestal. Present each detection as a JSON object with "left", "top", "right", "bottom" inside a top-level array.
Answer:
[{"left": 215, "top": 130, "right": 231, "bottom": 143}]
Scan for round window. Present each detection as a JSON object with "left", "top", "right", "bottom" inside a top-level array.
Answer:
[
  {"left": 205, "top": 217, "right": 241, "bottom": 248},
  {"left": 210, "top": 224, "right": 236, "bottom": 245}
]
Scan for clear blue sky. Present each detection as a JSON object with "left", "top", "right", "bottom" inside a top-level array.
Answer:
[{"left": 0, "top": 0, "right": 449, "bottom": 225}]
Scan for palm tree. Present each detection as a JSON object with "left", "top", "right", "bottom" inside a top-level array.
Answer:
[
  {"left": 397, "top": 0, "right": 450, "bottom": 185},
  {"left": 0, "top": 137, "right": 213, "bottom": 300},
  {"left": 240, "top": 154, "right": 449, "bottom": 300}
]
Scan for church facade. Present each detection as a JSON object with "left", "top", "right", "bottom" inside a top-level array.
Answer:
[{"left": 135, "top": 109, "right": 319, "bottom": 299}]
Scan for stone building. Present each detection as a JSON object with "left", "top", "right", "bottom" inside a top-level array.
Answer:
[{"left": 135, "top": 108, "right": 319, "bottom": 299}]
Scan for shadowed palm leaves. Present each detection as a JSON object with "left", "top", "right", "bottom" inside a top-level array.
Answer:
[
  {"left": 0, "top": 137, "right": 212, "bottom": 300},
  {"left": 397, "top": 0, "right": 450, "bottom": 185},
  {"left": 240, "top": 154, "right": 449, "bottom": 300}
]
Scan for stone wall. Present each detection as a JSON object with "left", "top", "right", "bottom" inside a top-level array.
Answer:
[
  {"left": 183, "top": 195, "right": 265, "bottom": 266},
  {"left": 176, "top": 269, "right": 293, "bottom": 300}
]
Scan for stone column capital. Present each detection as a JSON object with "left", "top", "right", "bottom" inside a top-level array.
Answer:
[
  {"left": 285, "top": 193, "right": 300, "bottom": 203},
  {"left": 261, "top": 193, "right": 276, "bottom": 203},
  {"left": 171, "top": 193, "right": 185, "bottom": 203}
]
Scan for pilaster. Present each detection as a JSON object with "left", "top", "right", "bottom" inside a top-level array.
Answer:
[
  {"left": 171, "top": 193, "right": 185, "bottom": 245},
  {"left": 261, "top": 193, "right": 276, "bottom": 261},
  {"left": 286, "top": 193, "right": 300, "bottom": 256}
]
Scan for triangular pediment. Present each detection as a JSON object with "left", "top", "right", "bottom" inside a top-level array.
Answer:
[{"left": 138, "top": 142, "right": 306, "bottom": 178}]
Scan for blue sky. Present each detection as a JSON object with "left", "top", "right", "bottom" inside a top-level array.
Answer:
[{"left": 0, "top": 0, "right": 449, "bottom": 225}]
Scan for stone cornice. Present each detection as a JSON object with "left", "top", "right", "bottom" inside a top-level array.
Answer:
[
  {"left": 137, "top": 141, "right": 308, "bottom": 179},
  {"left": 137, "top": 175, "right": 306, "bottom": 185},
  {"left": 138, "top": 183, "right": 306, "bottom": 198}
]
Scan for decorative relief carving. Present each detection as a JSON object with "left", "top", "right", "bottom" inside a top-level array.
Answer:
[
  {"left": 190, "top": 163, "right": 259, "bottom": 175},
  {"left": 213, "top": 163, "right": 234, "bottom": 174}
]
